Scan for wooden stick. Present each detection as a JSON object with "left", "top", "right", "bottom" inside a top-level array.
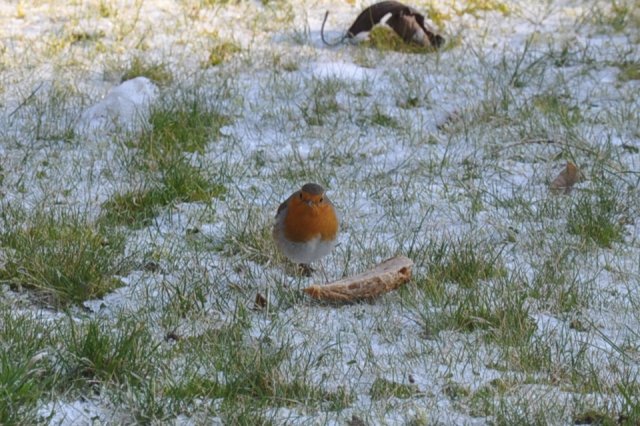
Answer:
[{"left": 303, "top": 255, "right": 413, "bottom": 302}]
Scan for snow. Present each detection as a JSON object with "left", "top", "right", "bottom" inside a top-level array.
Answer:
[
  {"left": 75, "top": 77, "right": 158, "bottom": 138},
  {"left": 38, "top": 399, "right": 111, "bottom": 425},
  {"left": 310, "top": 61, "right": 376, "bottom": 81},
  {"left": 0, "top": 0, "right": 639, "bottom": 424}
]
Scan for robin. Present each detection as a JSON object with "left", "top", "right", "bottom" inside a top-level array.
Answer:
[{"left": 273, "top": 183, "right": 339, "bottom": 277}]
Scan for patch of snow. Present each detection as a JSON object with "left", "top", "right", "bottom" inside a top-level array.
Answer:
[
  {"left": 310, "top": 61, "right": 376, "bottom": 81},
  {"left": 75, "top": 77, "right": 158, "bottom": 139},
  {"left": 38, "top": 399, "right": 110, "bottom": 426}
]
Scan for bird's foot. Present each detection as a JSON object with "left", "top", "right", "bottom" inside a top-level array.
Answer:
[{"left": 297, "top": 263, "right": 315, "bottom": 277}]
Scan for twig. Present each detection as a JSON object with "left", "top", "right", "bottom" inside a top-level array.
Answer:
[
  {"left": 499, "top": 138, "right": 557, "bottom": 150},
  {"left": 321, "top": 11, "right": 346, "bottom": 47},
  {"left": 9, "top": 82, "right": 44, "bottom": 118}
]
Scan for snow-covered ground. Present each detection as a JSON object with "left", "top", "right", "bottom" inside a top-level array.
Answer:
[{"left": 1, "top": 0, "right": 639, "bottom": 424}]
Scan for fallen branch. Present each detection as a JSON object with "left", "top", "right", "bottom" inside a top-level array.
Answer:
[{"left": 303, "top": 255, "right": 413, "bottom": 302}]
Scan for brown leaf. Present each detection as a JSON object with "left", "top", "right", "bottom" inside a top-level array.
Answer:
[
  {"left": 254, "top": 292, "right": 268, "bottom": 310},
  {"left": 347, "top": 415, "right": 368, "bottom": 426},
  {"left": 550, "top": 161, "right": 582, "bottom": 195},
  {"left": 164, "top": 331, "right": 181, "bottom": 342}
]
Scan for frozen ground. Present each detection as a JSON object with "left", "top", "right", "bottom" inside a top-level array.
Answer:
[{"left": 0, "top": 0, "right": 639, "bottom": 424}]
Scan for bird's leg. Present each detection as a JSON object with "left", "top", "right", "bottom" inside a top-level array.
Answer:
[{"left": 297, "top": 263, "right": 314, "bottom": 277}]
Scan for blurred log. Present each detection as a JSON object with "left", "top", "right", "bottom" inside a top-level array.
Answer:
[{"left": 303, "top": 255, "right": 413, "bottom": 302}]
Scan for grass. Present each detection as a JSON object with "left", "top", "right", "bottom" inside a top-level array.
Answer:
[
  {"left": 200, "top": 0, "right": 242, "bottom": 6},
  {"left": 617, "top": 61, "right": 640, "bottom": 82},
  {"left": 566, "top": 180, "right": 625, "bottom": 248},
  {"left": 369, "top": 377, "right": 419, "bottom": 400},
  {"left": 357, "top": 106, "right": 399, "bottom": 128},
  {"left": 0, "top": 350, "right": 42, "bottom": 423},
  {"left": 572, "top": 409, "right": 621, "bottom": 425},
  {"left": 594, "top": 0, "right": 640, "bottom": 32},
  {"left": 0, "top": 313, "right": 55, "bottom": 425},
  {"left": 1, "top": 0, "right": 640, "bottom": 423},
  {"left": 529, "top": 251, "right": 585, "bottom": 314},
  {"left": 365, "top": 26, "right": 438, "bottom": 54},
  {"left": 98, "top": 0, "right": 115, "bottom": 18},
  {"left": 8, "top": 82, "right": 78, "bottom": 143},
  {"left": 57, "top": 318, "right": 160, "bottom": 389},
  {"left": 143, "top": 101, "right": 231, "bottom": 156},
  {"left": 417, "top": 278, "right": 536, "bottom": 346},
  {"left": 457, "top": 0, "right": 510, "bottom": 16},
  {"left": 0, "top": 312, "right": 168, "bottom": 422},
  {"left": 0, "top": 208, "right": 127, "bottom": 307},
  {"left": 216, "top": 211, "right": 274, "bottom": 265},
  {"left": 206, "top": 40, "right": 242, "bottom": 67},
  {"left": 100, "top": 159, "right": 225, "bottom": 228},
  {"left": 532, "top": 93, "right": 582, "bottom": 127},
  {"left": 300, "top": 78, "right": 343, "bottom": 126},
  {"left": 121, "top": 56, "right": 173, "bottom": 86},
  {"left": 618, "top": 378, "right": 640, "bottom": 423},
  {"left": 424, "top": 0, "right": 510, "bottom": 27},
  {"left": 416, "top": 238, "right": 506, "bottom": 291},
  {"left": 167, "top": 311, "right": 353, "bottom": 417},
  {"left": 100, "top": 98, "right": 229, "bottom": 228},
  {"left": 410, "top": 237, "right": 535, "bottom": 348}
]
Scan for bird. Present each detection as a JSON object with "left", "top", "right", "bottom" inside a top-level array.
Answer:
[
  {"left": 321, "top": 1, "right": 445, "bottom": 49},
  {"left": 273, "top": 183, "right": 339, "bottom": 278},
  {"left": 346, "top": 1, "right": 445, "bottom": 48}
]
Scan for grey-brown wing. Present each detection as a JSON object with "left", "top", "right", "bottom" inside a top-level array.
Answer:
[
  {"left": 275, "top": 192, "right": 295, "bottom": 218},
  {"left": 347, "top": 1, "right": 409, "bottom": 38}
]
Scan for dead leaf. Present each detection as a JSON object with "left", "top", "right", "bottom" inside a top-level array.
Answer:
[
  {"left": 550, "top": 161, "right": 582, "bottom": 195},
  {"left": 347, "top": 415, "right": 368, "bottom": 426},
  {"left": 254, "top": 292, "right": 268, "bottom": 310},
  {"left": 164, "top": 331, "right": 181, "bottom": 342}
]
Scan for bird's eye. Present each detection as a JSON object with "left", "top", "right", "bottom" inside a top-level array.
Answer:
[
  {"left": 299, "top": 193, "right": 303, "bottom": 199},
  {"left": 319, "top": 197, "right": 324, "bottom": 202}
]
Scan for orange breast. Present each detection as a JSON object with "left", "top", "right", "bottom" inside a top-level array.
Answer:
[{"left": 283, "top": 198, "right": 339, "bottom": 243}]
